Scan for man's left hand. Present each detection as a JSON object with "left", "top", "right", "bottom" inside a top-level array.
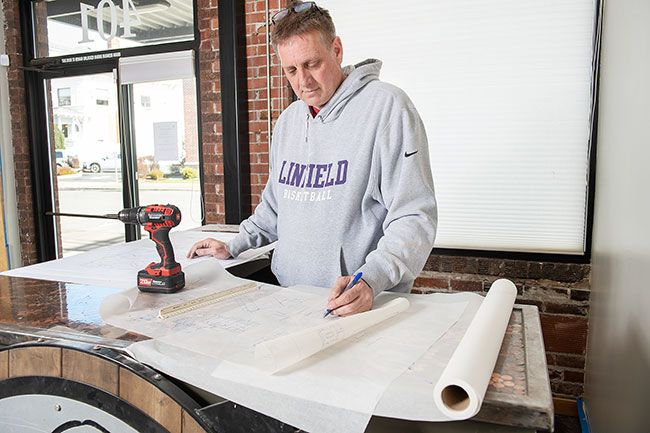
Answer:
[{"left": 326, "top": 276, "right": 373, "bottom": 316}]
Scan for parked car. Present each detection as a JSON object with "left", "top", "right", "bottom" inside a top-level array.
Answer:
[
  {"left": 55, "top": 150, "right": 69, "bottom": 168},
  {"left": 82, "top": 153, "right": 121, "bottom": 173}
]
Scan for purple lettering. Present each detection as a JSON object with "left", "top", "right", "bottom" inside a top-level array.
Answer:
[
  {"left": 305, "top": 163, "right": 316, "bottom": 187},
  {"left": 324, "top": 163, "right": 335, "bottom": 187},
  {"left": 313, "top": 164, "right": 327, "bottom": 188},
  {"left": 279, "top": 160, "right": 348, "bottom": 193},
  {"left": 278, "top": 160, "right": 288, "bottom": 184},
  {"left": 335, "top": 160, "right": 348, "bottom": 185},
  {"left": 290, "top": 164, "right": 307, "bottom": 187}
]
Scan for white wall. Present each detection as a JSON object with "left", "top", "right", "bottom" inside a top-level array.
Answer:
[
  {"left": 586, "top": 0, "right": 650, "bottom": 431},
  {"left": 0, "top": 1, "right": 22, "bottom": 267}
]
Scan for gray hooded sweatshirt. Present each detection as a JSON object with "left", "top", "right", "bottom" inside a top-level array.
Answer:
[{"left": 228, "top": 59, "right": 437, "bottom": 296}]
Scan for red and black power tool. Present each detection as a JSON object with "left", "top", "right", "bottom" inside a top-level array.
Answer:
[{"left": 116, "top": 204, "right": 185, "bottom": 293}]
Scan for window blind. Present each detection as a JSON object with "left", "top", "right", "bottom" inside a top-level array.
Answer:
[
  {"left": 119, "top": 50, "right": 194, "bottom": 85},
  {"left": 319, "top": 0, "right": 597, "bottom": 254}
]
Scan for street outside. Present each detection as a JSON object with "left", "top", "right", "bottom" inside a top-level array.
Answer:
[{"left": 56, "top": 172, "right": 203, "bottom": 257}]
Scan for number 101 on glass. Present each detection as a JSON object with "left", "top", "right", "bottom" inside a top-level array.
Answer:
[{"left": 79, "top": 0, "right": 143, "bottom": 43}]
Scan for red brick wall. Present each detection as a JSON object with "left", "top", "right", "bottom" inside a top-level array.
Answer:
[
  {"left": 2, "top": 0, "right": 38, "bottom": 265},
  {"left": 198, "top": 0, "right": 290, "bottom": 223},
  {"left": 414, "top": 255, "right": 591, "bottom": 399},
  {"left": 244, "top": 0, "right": 291, "bottom": 208},
  {"left": 197, "top": 0, "right": 225, "bottom": 222}
]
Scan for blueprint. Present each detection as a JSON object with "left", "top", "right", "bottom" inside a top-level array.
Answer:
[
  {"left": 2, "top": 230, "right": 275, "bottom": 288},
  {"left": 110, "top": 279, "right": 516, "bottom": 433},
  {"left": 98, "top": 264, "right": 469, "bottom": 433}
]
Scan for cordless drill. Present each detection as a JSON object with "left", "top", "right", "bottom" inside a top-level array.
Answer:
[{"left": 117, "top": 204, "right": 185, "bottom": 293}]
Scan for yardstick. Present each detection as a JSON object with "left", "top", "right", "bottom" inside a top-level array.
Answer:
[{"left": 158, "top": 282, "right": 258, "bottom": 319}]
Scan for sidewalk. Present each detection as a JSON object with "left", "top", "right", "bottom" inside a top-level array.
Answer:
[{"left": 57, "top": 174, "right": 199, "bottom": 191}]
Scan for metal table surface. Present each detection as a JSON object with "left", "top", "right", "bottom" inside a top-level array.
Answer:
[{"left": 0, "top": 263, "right": 553, "bottom": 432}]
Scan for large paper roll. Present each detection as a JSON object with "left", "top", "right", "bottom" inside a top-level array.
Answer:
[{"left": 433, "top": 279, "right": 517, "bottom": 419}]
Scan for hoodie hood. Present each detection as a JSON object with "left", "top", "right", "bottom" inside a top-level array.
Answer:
[{"left": 306, "top": 59, "right": 382, "bottom": 122}]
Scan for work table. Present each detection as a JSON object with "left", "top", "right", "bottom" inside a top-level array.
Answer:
[{"left": 0, "top": 271, "right": 552, "bottom": 432}]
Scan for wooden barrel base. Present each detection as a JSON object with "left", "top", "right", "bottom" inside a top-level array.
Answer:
[{"left": 0, "top": 342, "right": 210, "bottom": 433}]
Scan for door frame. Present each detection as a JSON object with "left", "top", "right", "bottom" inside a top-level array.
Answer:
[{"left": 19, "top": 0, "right": 250, "bottom": 261}]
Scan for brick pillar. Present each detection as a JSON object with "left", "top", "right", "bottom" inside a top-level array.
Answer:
[
  {"left": 197, "top": 0, "right": 225, "bottom": 223},
  {"left": 2, "top": 0, "right": 38, "bottom": 265},
  {"left": 199, "top": 0, "right": 291, "bottom": 222},
  {"left": 244, "top": 0, "right": 292, "bottom": 209}
]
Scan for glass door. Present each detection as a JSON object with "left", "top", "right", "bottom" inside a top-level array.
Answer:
[
  {"left": 119, "top": 51, "right": 203, "bottom": 237},
  {"left": 25, "top": 1, "right": 202, "bottom": 261},
  {"left": 130, "top": 78, "right": 202, "bottom": 235},
  {"left": 48, "top": 72, "right": 126, "bottom": 257},
  {"left": 45, "top": 52, "right": 202, "bottom": 257}
]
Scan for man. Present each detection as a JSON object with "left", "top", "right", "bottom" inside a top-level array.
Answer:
[{"left": 188, "top": 1, "right": 437, "bottom": 316}]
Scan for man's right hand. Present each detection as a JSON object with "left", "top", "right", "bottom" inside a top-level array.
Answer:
[{"left": 187, "top": 238, "right": 232, "bottom": 259}]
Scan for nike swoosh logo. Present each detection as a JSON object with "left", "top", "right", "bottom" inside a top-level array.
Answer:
[{"left": 404, "top": 150, "right": 418, "bottom": 158}]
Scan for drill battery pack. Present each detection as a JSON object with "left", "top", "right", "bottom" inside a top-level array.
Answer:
[{"left": 137, "top": 269, "right": 185, "bottom": 294}]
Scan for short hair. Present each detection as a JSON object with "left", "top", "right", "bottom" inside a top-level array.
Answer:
[{"left": 271, "top": 1, "right": 336, "bottom": 47}]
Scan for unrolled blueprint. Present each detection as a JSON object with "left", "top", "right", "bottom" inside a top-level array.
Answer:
[
  {"left": 109, "top": 278, "right": 516, "bottom": 433},
  {"left": 98, "top": 263, "right": 469, "bottom": 433},
  {"left": 2, "top": 230, "right": 275, "bottom": 288}
]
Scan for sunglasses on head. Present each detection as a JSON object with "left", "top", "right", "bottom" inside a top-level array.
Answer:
[{"left": 271, "top": 1, "right": 321, "bottom": 25}]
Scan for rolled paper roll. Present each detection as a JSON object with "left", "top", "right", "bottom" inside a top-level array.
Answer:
[
  {"left": 255, "top": 297, "right": 410, "bottom": 374},
  {"left": 99, "top": 287, "right": 140, "bottom": 318},
  {"left": 433, "top": 279, "right": 517, "bottom": 419}
]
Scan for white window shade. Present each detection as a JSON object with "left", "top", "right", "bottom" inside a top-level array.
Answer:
[
  {"left": 119, "top": 50, "right": 194, "bottom": 85},
  {"left": 320, "top": 0, "right": 597, "bottom": 254}
]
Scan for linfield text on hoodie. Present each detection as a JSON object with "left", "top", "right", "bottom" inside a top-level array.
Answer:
[{"left": 228, "top": 59, "right": 437, "bottom": 296}]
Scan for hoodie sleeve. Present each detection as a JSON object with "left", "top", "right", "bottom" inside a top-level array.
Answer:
[
  {"left": 227, "top": 179, "right": 279, "bottom": 257},
  {"left": 357, "top": 104, "right": 438, "bottom": 296},
  {"left": 227, "top": 134, "right": 281, "bottom": 258}
]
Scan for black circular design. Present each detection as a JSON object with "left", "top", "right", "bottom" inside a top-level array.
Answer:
[
  {"left": 0, "top": 376, "right": 169, "bottom": 433},
  {"left": 52, "top": 419, "right": 112, "bottom": 433}
]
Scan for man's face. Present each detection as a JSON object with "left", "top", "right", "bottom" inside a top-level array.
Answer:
[{"left": 276, "top": 30, "right": 345, "bottom": 109}]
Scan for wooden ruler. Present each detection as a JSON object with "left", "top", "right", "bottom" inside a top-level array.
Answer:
[{"left": 158, "top": 282, "right": 258, "bottom": 319}]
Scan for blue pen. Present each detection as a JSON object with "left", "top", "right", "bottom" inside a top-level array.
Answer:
[{"left": 323, "top": 271, "right": 363, "bottom": 318}]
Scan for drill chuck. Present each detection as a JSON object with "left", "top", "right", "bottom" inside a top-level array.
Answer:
[
  {"left": 117, "top": 207, "right": 144, "bottom": 225},
  {"left": 117, "top": 205, "right": 181, "bottom": 227}
]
